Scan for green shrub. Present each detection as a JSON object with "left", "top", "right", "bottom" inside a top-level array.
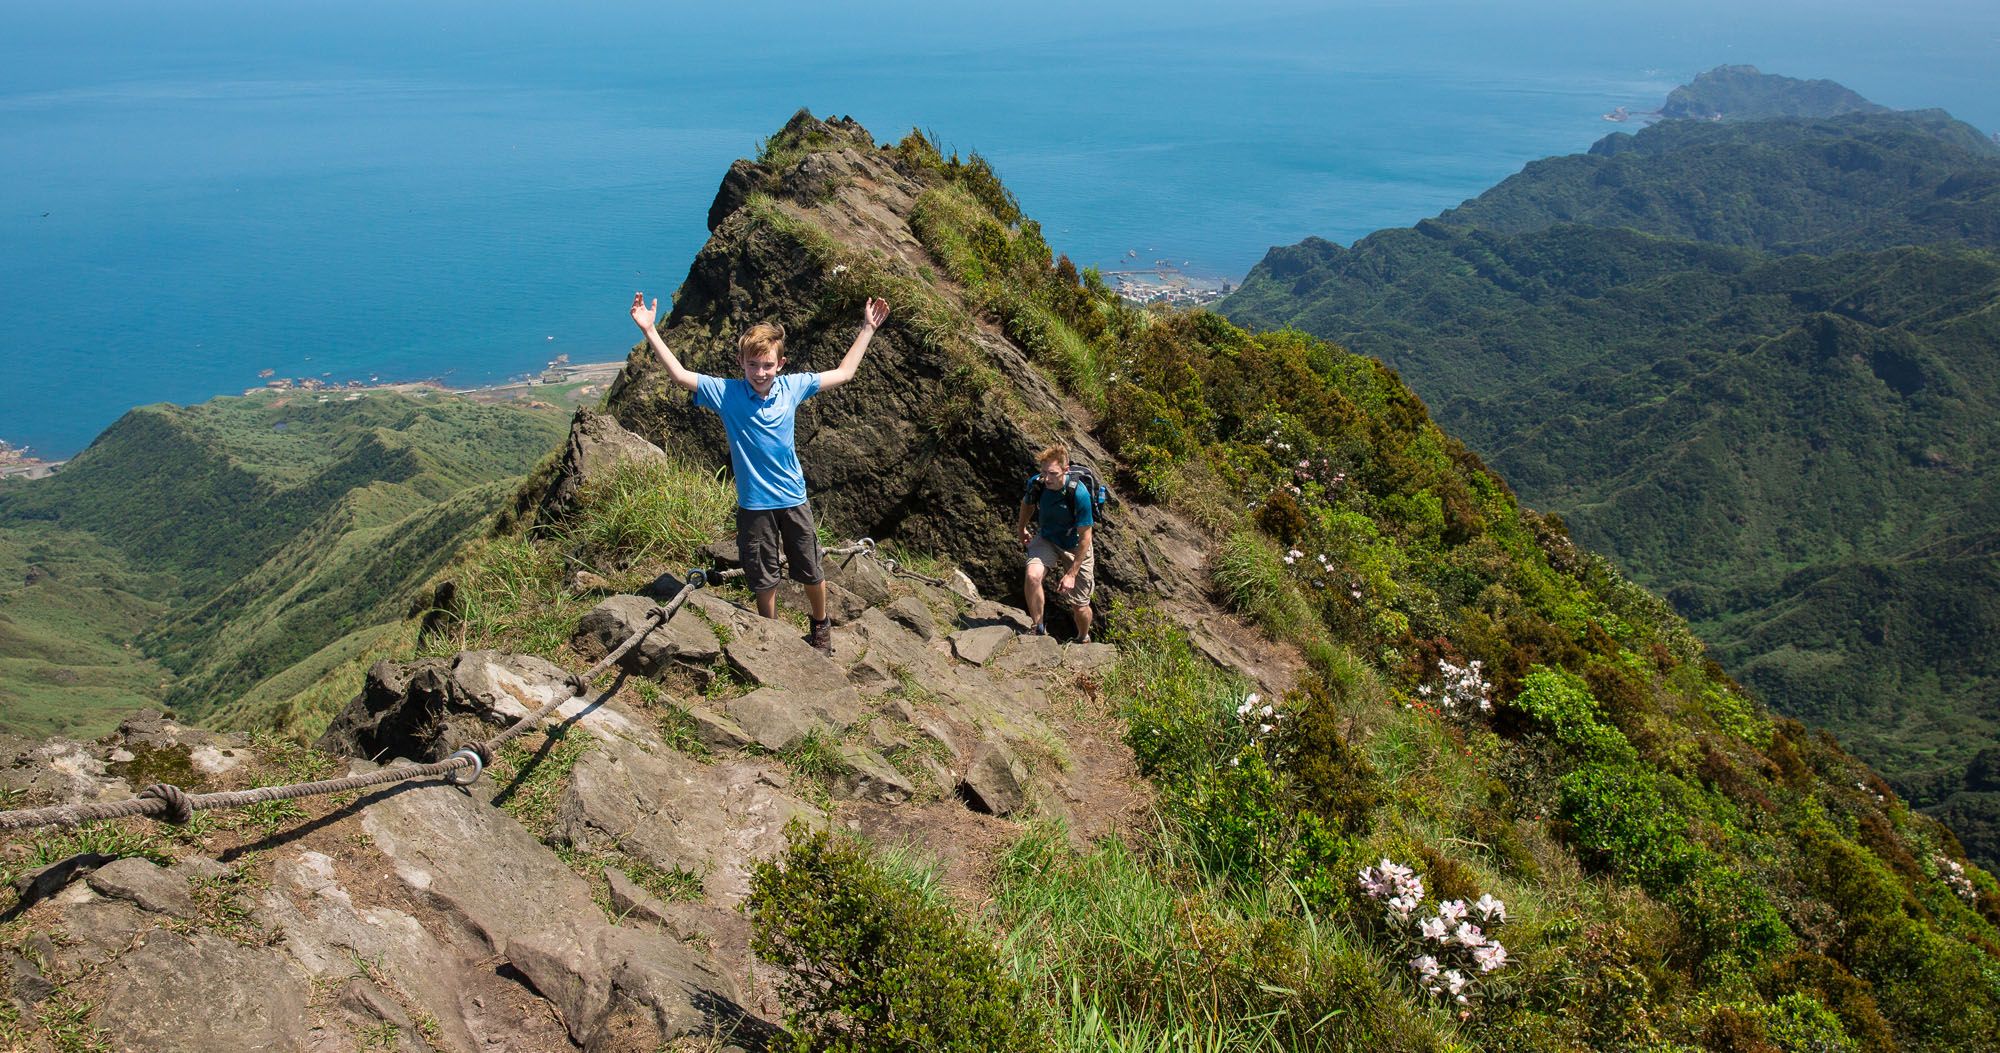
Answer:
[
  {"left": 1557, "top": 763, "right": 1700, "bottom": 889},
  {"left": 1274, "top": 675, "right": 1380, "bottom": 836},
  {"left": 747, "top": 826, "right": 1041, "bottom": 1052},
  {"left": 1510, "top": 666, "right": 1637, "bottom": 764}
]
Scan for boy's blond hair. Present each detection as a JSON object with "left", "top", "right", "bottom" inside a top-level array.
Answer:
[
  {"left": 739, "top": 323, "right": 787, "bottom": 362},
  {"left": 1035, "top": 442, "right": 1070, "bottom": 467}
]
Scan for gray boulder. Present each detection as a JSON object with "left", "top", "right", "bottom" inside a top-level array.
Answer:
[
  {"left": 824, "top": 551, "right": 895, "bottom": 606},
  {"left": 572, "top": 594, "right": 722, "bottom": 677},
  {"left": 949, "top": 625, "right": 1015, "bottom": 666},
  {"left": 719, "top": 616, "right": 850, "bottom": 696},
  {"left": 555, "top": 739, "right": 817, "bottom": 906},
  {"left": 885, "top": 595, "right": 938, "bottom": 640},
  {"left": 776, "top": 577, "right": 868, "bottom": 625},
  {"left": 84, "top": 857, "right": 195, "bottom": 919},
  {"left": 317, "top": 650, "right": 579, "bottom": 764},
  {"left": 92, "top": 933, "right": 312, "bottom": 1053},
  {"left": 961, "top": 739, "right": 1031, "bottom": 817},
  {"left": 832, "top": 745, "right": 917, "bottom": 804}
]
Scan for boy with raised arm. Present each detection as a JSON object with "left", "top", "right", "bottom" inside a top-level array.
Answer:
[{"left": 630, "top": 292, "right": 890, "bottom": 654}]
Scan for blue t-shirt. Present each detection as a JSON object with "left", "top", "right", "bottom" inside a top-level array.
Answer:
[
  {"left": 1024, "top": 473, "right": 1095, "bottom": 550},
  {"left": 694, "top": 372, "right": 822, "bottom": 510}
]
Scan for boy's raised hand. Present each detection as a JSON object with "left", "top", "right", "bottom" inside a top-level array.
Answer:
[
  {"left": 631, "top": 292, "right": 659, "bottom": 330},
  {"left": 862, "top": 296, "right": 890, "bottom": 330}
]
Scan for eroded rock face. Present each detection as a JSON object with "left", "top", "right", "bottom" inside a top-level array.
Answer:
[
  {"left": 0, "top": 550, "right": 1139, "bottom": 1052},
  {"left": 602, "top": 112, "right": 1127, "bottom": 602},
  {"left": 316, "top": 650, "right": 576, "bottom": 764},
  {"left": 537, "top": 409, "right": 673, "bottom": 526}
]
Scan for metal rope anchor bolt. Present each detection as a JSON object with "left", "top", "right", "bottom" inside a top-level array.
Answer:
[{"left": 445, "top": 748, "right": 485, "bottom": 786}]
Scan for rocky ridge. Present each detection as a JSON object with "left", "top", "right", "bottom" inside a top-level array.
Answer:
[
  {"left": 1, "top": 527, "right": 1147, "bottom": 1050},
  {"left": 601, "top": 111, "right": 1296, "bottom": 696}
]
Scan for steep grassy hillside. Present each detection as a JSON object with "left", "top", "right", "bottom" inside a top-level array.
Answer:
[
  {"left": 0, "top": 525, "right": 170, "bottom": 738},
  {"left": 1222, "top": 81, "right": 2000, "bottom": 867},
  {"left": 0, "top": 391, "right": 565, "bottom": 736}
]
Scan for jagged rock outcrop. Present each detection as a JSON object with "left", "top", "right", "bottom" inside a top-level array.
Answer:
[
  {"left": 597, "top": 112, "right": 1291, "bottom": 694},
  {"left": 536, "top": 408, "right": 673, "bottom": 525}
]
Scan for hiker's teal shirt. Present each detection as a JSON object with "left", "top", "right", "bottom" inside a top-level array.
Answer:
[
  {"left": 694, "top": 372, "right": 822, "bottom": 510},
  {"left": 1024, "top": 475, "right": 1095, "bottom": 550}
]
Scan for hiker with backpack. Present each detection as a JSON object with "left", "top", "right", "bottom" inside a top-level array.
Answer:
[{"left": 1017, "top": 443, "right": 1099, "bottom": 642}]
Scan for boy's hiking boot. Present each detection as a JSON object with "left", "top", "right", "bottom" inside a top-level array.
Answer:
[
  {"left": 1027, "top": 623, "right": 1047, "bottom": 636},
  {"left": 809, "top": 617, "right": 833, "bottom": 655}
]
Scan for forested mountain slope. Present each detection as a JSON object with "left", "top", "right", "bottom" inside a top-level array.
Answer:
[{"left": 1222, "top": 75, "right": 2000, "bottom": 865}]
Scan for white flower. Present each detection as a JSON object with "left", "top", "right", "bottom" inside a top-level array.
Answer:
[
  {"left": 1451, "top": 922, "right": 1485, "bottom": 948},
  {"left": 1259, "top": 723, "right": 1274, "bottom": 735},
  {"left": 1437, "top": 899, "right": 1468, "bottom": 924},
  {"left": 1245, "top": 692, "right": 1261, "bottom": 706},
  {"left": 1259, "top": 704, "right": 1274, "bottom": 717},
  {"left": 1444, "top": 969, "right": 1469, "bottom": 995},
  {"left": 1473, "top": 893, "right": 1507, "bottom": 923},
  {"left": 1418, "top": 916, "right": 1448, "bottom": 942},
  {"left": 1410, "top": 954, "right": 1440, "bottom": 979},
  {"left": 1417, "top": 684, "right": 1432, "bottom": 697},
  {"left": 1472, "top": 941, "right": 1509, "bottom": 972}
]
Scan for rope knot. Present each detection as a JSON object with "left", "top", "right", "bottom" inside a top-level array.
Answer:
[
  {"left": 565, "top": 672, "right": 592, "bottom": 696},
  {"left": 139, "top": 783, "right": 195, "bottom": 825}
]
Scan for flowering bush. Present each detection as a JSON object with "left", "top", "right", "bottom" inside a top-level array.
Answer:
[
  {"left": 1937, "top": 854, "right": 1977, "bottom": 902},
  {"left": 1415, "top": 657, "right": 1491, "bottom": 714},
  {"left": 1358, "top": 857, "right": 1511, "bottom": 1006}
]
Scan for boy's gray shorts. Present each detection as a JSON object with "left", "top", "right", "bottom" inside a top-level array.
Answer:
[{"left": 736, "top": 503, "right": 823, "bottom": 593}]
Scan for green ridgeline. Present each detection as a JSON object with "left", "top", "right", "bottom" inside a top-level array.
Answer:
[
  {"left": 0, "top": 390, "right": 566, "bottom": 738},
  {"left": 1222, "top": 78, "right": 2000, "bottom": 867},
  {"left": 1658, "top": 64, "right": 1891, "bottom": 121}
]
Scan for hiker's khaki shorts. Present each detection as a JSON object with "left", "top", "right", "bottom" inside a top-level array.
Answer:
[
  {"left": 1026, "top": 536, "right": 1094, "bottom": 609},
  {"left": 737, "top": 503, "right": 823, "bottom": 593}
]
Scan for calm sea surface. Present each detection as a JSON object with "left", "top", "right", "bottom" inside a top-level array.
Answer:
[{"left": 5, "top": 0, "right": 1996, "bottom": 457}]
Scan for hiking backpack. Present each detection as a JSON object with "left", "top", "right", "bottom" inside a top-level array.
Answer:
[{"left": 1063, "top": 459, "right": 1114, "bottom": 524}]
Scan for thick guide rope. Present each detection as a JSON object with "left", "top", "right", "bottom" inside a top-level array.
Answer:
[
  {"left": 0, "top": 570, "right": 712, "bottom": 834},
  {"left": 0, "top": 538, "right": 938, "bottom": 835}
]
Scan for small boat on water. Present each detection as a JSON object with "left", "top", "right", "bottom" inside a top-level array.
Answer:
[{"left": 1603, "top": 106, "right": 1630, "bottom": 122}]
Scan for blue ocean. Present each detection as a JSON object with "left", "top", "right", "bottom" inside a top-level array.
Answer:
[{"left": 4, "top": 0, "right": 1996, "bottom": 458}]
